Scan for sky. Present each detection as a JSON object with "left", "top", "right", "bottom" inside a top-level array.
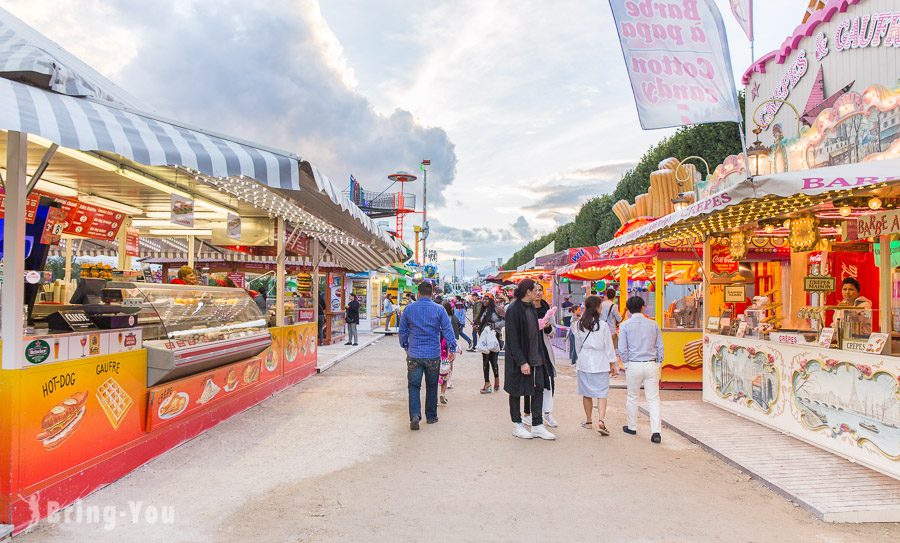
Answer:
[{"left": 4, "top": 0, "right": 809, "bottom": 277}]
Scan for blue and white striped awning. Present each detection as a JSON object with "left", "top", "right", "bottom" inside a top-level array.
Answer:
[{"left": 0, "top": 77, "right": 301, "bottom": 190}]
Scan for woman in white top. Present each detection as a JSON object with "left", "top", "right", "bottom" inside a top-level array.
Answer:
[
  {"left": 572, "top": 295, "right": 619, "bottom": 436},
  {"left": 383, "top": 295, "right": 396, "bottom": 330}
]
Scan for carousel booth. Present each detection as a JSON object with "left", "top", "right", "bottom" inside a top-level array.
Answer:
[
  {"left": 0, "top": 12, "right": 404, "bottom": 533},
  {"left": 596, "top": 0, "right": 900, "bottom": 482}
]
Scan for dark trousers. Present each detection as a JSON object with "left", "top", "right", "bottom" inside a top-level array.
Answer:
[
  {"left": 509, "top": 365, "right": 545, "bottom": 425},
  {"left": 522, "top": 372, "right": 553, "bottom": 414},
  {"left": 407, "top": 357, "right": 440, "bottom": 422},
  {"left": 482, "top": 351, "right": 499, "bottom": 382}
]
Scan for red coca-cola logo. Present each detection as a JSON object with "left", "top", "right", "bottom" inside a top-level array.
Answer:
[{"left": 710, "top": 243, "right": 737, "bottom": 275}]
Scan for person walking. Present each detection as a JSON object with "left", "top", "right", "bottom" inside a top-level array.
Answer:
[
  {"left": 383, "top": 294, "right": 396, "bottom": 333},
  {"left": 477, "top": 295, "right": 502, "bottom": 393},
  {"left": 440, "top": 301, "right": 459, "bottom": 405},
  {"left": 399, "top": 282, "right": 456, "bottom": 430},
  {"left": 318, "top": 291, "right": 327, "bottom": 344},
  {"left": 504, "top": 279, "right": 555, "bottom": 441},
  {"left": 345, "top": 293, "right": 360, "bottom": 346},
  {"left": 470, "top": 294, "right": 484, "bottom": 352},
  {"left": 618, "top": 296, "right": 664, "bottom": 443},
  {"left": 453, "top": 296, "right": 473, "bottom": 350},
  {"left": 572, "top": 295, "right": 619, "bottom": 435},
  {"left": 561, "top": 295, "right": 574, "bottom": 327},
  {"left": 599, "top": 288, "right": 623, "bottom": 347}
]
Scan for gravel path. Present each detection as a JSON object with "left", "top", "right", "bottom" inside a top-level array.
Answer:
[{"left": 19, "top": 339, "right": 900, "bottom": 542}]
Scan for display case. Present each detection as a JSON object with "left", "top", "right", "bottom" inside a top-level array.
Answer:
[{"left": 109, "top": 282, "right": 271, "bottom": 385}]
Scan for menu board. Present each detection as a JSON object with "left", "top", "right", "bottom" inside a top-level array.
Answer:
[
  {"left": 0, "top": 190, "right": 42, "bottom": 223},
  {"left": 63, "top": 202, "right": 125, "bottom": 240},
  {"left": 125, "top": 228, "right": 140, "bottom": 256}
]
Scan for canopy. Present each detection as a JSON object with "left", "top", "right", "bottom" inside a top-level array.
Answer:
[
  {"left": 0, "top": 77, "right": 301, "bottom": 190},
  {"left": 599, "top": 158, "right": 900, "bottom": 252}
]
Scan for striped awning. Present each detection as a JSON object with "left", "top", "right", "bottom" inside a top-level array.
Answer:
[{"left": 0, "top": 77, "right": 301, "bottom": 190}]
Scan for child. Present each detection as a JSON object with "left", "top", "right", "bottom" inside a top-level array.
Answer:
[{"left": 439, "top": 337, "right": 453, "bottom": 405}]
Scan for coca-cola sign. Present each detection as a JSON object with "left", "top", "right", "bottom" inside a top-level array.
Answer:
[{"left": 710, "top": 242, "right": 738, "bottom": 276}]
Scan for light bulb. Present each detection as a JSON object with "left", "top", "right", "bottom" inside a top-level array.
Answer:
[
  {"left": 868, "top": 197, "right": 882, "bottom": 210},
  {"left": 839, "top": 205, "right": 852, "bottom": 217},
  {"left": 764, "top": 224, "right": 775, "bottom": 234}
]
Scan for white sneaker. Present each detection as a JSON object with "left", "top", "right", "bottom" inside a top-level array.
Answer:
[
  {"left": 522, "top": 414, "right": 532, "bottom": 426},
  {"left": 512, "top": 423, "right": 534, "bottom": 439},
  {"left": 543, "top": 413, "right": 558, "bottom": 428},
  {"left": 531, "top": 424, "right": 556, "bottom": 440}
]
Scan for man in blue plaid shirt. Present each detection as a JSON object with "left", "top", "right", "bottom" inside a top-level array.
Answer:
[{"left": 399, "top": 281, "right": 456, "bottom": 430}]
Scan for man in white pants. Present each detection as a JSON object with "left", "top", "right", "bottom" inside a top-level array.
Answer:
[{"left": 617, "top": 296, "right": 664, "bottom": 443}]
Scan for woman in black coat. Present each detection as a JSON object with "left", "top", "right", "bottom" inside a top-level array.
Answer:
[{"left": 504, "top": 279, "right": 554, "bottom": 440}]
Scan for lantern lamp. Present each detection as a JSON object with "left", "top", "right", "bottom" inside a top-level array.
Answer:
[
  {"left": 868, "top": 197, "right": 882, "bottom": 210},
  {"left": 746, "top": 127, "right": 772, "bottom": 177}
]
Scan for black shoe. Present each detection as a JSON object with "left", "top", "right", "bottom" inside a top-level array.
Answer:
[
  {"left": 344, "top": 342, "right": 352, "bottom": 345},
  {"left": 353, "top": 343, "right": 358, "bottom": 346},
  {"left": 426, "top": 417, "right": 439, "bottom": 424},
  {"left": 410, "top": 416, "right": 421, "bottom": 430},
  {"left": 623, "top": 426, "right": 637, "bottom": 435},
  {"left": 651, "top": 433, "right": 661, "bottom": 443}
]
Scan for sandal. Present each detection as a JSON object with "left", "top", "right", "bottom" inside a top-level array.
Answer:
[
  {"left": 580, "top": 421, "right": 592, "bottom": 429},
  {"left": 597, "top": 420, "right": 610, "bottom": 436},
  {"left": 480, "top": 384, "right": 492, "bottom": 394}
]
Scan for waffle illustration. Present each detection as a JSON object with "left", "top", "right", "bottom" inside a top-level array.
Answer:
[{"left": 96, "top": 377, "right": 133, "bottom": 430}]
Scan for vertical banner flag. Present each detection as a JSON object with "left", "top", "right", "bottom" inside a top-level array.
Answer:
[
  {"left": 226, "top": 213, "right": 241, "bottom": 240},
  {"left": 608, "top": 0, "right": 741, "bottom": 129},
  {"left": 730, "top": 0, "right": 753, "bottom": 40},
  {"left": 170, "top": 194, "right": 194, "bottom": 227}
]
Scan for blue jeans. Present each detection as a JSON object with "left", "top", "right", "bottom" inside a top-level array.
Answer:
[
  {"left": 407, "top": 357, "right": 440, "bottom": 422},
  {"left": 458, "top": 331, "right": 473, "bottom": 348}
]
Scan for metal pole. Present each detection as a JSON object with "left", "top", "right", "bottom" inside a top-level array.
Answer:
[
  {"left": 3, "top": 131, "right": 27, "bottom": 369},
  {"left": 276, "top": 217, "right": 285, "bottom": 326},
  {"left": 187, "top": 235, "right": 195, "bottom": 269},
  {"left": 422, "top": 166, "right": 427, "bottom": 262},
  {"left": 453, "top": 258, "right": 457, "bottom": 286},
  {"left": 64, "top": 235, "right": 73, "bottom": 301}
]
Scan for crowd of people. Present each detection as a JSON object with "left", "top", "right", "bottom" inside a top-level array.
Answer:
[{"left": 398, "top": 278, "right": 663, "bottom": 444}]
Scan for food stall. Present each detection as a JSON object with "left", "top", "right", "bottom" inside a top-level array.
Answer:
[
  {"left": 595, "top": 0, "right": 900, "bottom": 480},
  {"left": 558, "top": 243, "right": 707, "bottom": 389},
  {"left": 0, "top": 11, "right": 406, "bottom": 532}
]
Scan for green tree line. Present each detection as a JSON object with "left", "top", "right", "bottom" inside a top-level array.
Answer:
[{"left": 503, "top": 98, "right": 744, "bottom": 270}]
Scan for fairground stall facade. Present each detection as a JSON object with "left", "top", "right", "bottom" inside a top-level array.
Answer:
[
  {"left": 0, "top": 9, "right": 404, "bottom": 533},
  {"left": 600, "top": 0, "right": 899, "bottom": 480}
]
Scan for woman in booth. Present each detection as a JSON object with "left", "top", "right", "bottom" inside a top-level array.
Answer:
[{"left": 839, "top": 277, "right": 872, "bottom": 309}]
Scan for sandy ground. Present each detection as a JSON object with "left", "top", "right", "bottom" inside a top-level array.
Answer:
[{"left": 18, "top": 339, "right": 900, "bottom": 543}]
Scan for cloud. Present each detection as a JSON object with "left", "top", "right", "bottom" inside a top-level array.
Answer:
[
  {"left": 521, "top": 160, "right": 636, "bottom": 221},
  {"left": 428, "top": 215, "right": 545, "bottom": 263},
  {"left": 5, "top": 0, "right": 458, "bottom": 215}
]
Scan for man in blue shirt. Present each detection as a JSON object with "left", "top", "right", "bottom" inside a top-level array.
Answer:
[
  {"left": 399, "top": 281, "right": 456, "bottom": 430},
  {"left": 617, "top": 295, "right": 664, "bottom": 443}
]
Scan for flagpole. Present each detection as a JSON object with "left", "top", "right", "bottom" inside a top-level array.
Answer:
[{"left": 750, "top": 1, "right": 755, "bottom": 61}]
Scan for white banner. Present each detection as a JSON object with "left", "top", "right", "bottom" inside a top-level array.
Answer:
[
  {"left": 729, "top": 0, "right": 753, "bottom": 41},
  {"left": 608, "top": 0, "right": 742, "bottom": 129}
]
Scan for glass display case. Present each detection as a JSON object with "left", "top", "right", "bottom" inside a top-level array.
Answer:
[{"left": 108, "top": 282, "right": 272, "bottom": 385}]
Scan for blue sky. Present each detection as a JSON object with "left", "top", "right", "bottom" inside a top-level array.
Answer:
[{"left": 7, "top": 0, "right": 808, "bottom": 275}]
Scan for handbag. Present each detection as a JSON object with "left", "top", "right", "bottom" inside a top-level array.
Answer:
[
  {"left": 439, "top": 359, "right": 452, "bottom": 375},
  {"left": 477, "top": 328, "right": 500, "bottom": 353}
]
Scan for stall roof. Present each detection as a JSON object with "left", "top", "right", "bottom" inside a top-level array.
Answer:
[{"left": 598, "top": 159, "right": 900, "bottom": 252}]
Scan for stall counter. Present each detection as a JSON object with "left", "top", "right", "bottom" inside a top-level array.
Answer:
[
  {"left": 660, "top": 329, "right": 703, "bottom": 388},
  {"left": 703, "top": 334, "right": 899, "bottom": 480}
]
